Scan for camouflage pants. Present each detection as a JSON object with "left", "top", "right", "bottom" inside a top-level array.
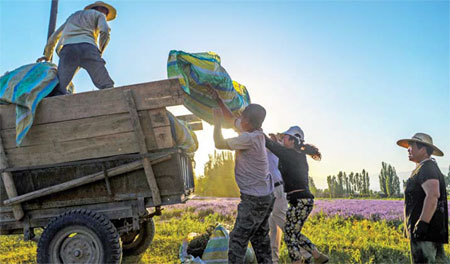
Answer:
[
  {"left": 410, "top": 240, "right": 449, "bottom": 264},
  {"left": 284, "top": 198, "right": 316, "bottom": 262},
  {"left": 229, "top": 193, "right": 275, "bottom": 264}
]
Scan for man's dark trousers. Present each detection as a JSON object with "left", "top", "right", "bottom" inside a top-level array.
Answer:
[
  {"left": 410, "top": 240, "right": 449, "bottom": 264},
  {"left": 54, "top": 43, "right": 114, "bottom": 95},
  {"left": 229, "top": 193, "right": 275, "bottom": 264}
]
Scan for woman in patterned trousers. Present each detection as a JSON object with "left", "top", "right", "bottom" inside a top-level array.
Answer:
[{"left": 266, "top": 126, "right": 329, "bottom": 264}]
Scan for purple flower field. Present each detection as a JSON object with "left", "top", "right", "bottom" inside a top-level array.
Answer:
[
  {"left": 312, "top": 199, "right": 404, "bottom": 221},
  {"left": 167, "top": 197, "right": 239, "bottom": 217},
  {"left": 168, "top": 197, "right": 450, "bottom": 222}
]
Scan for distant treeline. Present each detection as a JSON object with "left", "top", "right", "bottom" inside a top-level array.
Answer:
[
  {"left": 320, "top": 162, "right": 400, "bottom": 198},
  {"left": 195, "top": 151, "right": 239, "bottom": 197},
  {"left": 194, "top": 151, "right": 450, "bottom": 198}
]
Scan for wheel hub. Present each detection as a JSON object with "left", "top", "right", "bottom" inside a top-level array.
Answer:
[
  {"left": 73, "top": 249, "right": 81, "bottom": 257},
  {"left": 60, "top": 234, "right": 97, "bottom": 263}
]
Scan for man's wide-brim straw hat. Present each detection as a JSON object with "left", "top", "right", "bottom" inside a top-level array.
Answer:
[
  {"left": 85, "top": 1, "right": 117, "bottom": 21},
  {"left": 397, "top": 132, "right": 444, "bottom": 156}
]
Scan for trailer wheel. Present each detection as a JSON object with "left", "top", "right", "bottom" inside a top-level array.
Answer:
[
  {"left": 122, "top": 218, "right": 155, "bottom": 256},
  {"left": 37, "top": 209, "right": 122, "bottom": 264}
]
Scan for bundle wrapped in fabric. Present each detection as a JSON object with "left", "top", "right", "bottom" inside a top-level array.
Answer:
[
  {"left": 167, "top": 50, "right": 250, "bottom": 128},
  {"left": 0, "top": 62, "right": 59, "bottom": 145},
  {"left": 179, "top": 224, "right": 257, "bottom": 264},
  {"left": 167, "top": 111, "right": 198, "bottom": 154}
]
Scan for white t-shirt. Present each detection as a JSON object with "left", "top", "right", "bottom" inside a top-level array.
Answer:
[
  {"left": 226, "top": 130, "right": 273, "bottom": 196},
  {"left": 267, "top": 149, "right": 282, "bottom": 184}
]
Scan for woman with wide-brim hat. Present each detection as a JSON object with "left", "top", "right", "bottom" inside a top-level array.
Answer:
[{"left": 265, "top": 126, "right": 329, "bottom": 264}]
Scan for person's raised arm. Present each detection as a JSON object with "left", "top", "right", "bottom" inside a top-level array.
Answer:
[
  {"left": 265, "top": 133, "right": 289, "bottom": 159},
  {"left": 97, "top": 14, "right": 111, "bottom": 55},
  {"left": 37, "top": 22, "right": 66, "bottom": 62},
  {"left": 207, "top": 84, "right": 236, "bottom": 126},
  {"left": 213, "top": 108, "right": 230, "bottom": 150}
]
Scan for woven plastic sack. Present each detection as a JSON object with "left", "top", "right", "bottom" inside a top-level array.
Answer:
[
  {"left": 167, "top": 50, "right": 250, "bottom": 128},
  {"left": 167, "top": 111, "right": 198, "bottom": 153},
  {"left": 180, "top": 224, "right": 257, "bottom": 264},
  {"left": 201, "top": 225, "right": 257, "bottom": 264}
]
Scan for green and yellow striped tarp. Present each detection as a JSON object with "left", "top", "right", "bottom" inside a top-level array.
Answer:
[{"left": 167, "top": 50, "right": 251, "bottom": 128}]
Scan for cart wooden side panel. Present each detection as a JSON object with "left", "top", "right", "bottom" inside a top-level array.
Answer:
[
  {"left": 0, "top": 150, "right": 195, "bottom": 233},
  {"left": 0, "top": 79, "right": 183, "bottom": 168}
]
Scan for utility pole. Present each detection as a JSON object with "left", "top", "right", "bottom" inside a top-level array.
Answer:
[{"left": 47, "top": 0, "right": 59, "bottom": 40}]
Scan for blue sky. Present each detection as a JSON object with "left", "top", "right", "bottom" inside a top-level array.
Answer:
[{"left": 1, "top": 0, "right": 449, "bottom": 190}]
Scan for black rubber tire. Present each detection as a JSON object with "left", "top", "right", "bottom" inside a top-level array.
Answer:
[
  {"left": 37, "top": 209, "right": 122, "bottom": 264},
  {"left": 122, "top": 218, "right": 155, "bottom": 257}
]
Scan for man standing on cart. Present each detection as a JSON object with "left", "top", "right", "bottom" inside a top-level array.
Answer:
[{"left": 37, "top": 1, "right": 116, "bottom": 96}]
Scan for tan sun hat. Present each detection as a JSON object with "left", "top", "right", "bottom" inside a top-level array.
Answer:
[
  {"left": 85, "top": 1, "right": 117, "bottom": 21},
  {"left": 397, "top": 132, "right": 444, "bottom": 156}
]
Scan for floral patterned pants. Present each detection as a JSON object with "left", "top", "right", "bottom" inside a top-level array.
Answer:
[{"left": 284, "top": 198, "right": 316, "bottom": 262}]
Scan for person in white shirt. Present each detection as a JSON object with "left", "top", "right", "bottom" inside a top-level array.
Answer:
[{"left": 213, "top": 104, "right": 275, "bottom": 264}]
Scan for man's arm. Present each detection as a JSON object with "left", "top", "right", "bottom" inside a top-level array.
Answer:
[
  {"left": 97, "top": 15, "right": 110, "bottom": 54},
  {"left": 413, "top": 178, "right": 440, "bottom": 239},
  {"left": 419, "top": 179, "right": 440, "bottom": 223},
  {"left": 265, "top": 134, "right": 288, "bottom": 159},
  {"left": 37, "top": 22, "right": 66, "bottom": 62},
  {"left": 213, "top": 108, "right": 230, "bottom": 150},
  {"left": 207, "top": 85, "right": 236, "bottom": 126}
]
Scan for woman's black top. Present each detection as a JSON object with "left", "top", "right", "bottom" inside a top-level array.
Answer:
[{"left": 265, "top": 138, "right": 314, "bottom": 201}]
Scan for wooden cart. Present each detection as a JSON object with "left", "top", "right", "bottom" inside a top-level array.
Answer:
[{"left": 0, "top": 79, "right": 201, "bottom": 263}]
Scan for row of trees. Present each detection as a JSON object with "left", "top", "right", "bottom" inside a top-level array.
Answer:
[
  {"left": 194, "top": 151, "right": 239, "bottom": 197},
  {"left": 325, "top": 170, "right": 371, "bottom": 198},
  {"left": 323, "top": 162, "right": 401, "bottom": 198},
  {"left": 379, "top": 162, "right": 401, "bottom": 197},
  {"left": 195, "top": 151, "right": 450, "bottom": 198}
]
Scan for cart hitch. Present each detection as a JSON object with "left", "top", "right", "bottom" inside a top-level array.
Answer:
[{"left": 148, "top": 206, "right": 163, "bottom": 218}]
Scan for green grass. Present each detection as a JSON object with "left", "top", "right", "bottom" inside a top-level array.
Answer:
[
  {"left": 0, "top": 233, "right": 36, "bottom": 263},
  {"left": 1, "top": 208, "right": 449, "bottom": 264}
]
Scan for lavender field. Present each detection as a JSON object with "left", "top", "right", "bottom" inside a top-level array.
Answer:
[
  {"left": 169, "top": 197, "right": 409, "bottom": 221},
  {"left": 1, "top": 198, "right": 449, "bottom": 263},
  {"left": 150, "top": 197, "right": 449, "bottom": 263}
]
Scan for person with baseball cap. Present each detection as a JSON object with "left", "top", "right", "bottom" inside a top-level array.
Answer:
[
  {"left": 37, "top": 1, "right": 116, "bottom": 96},
  {"left": 265, "top": 126, "right": 328, "bottom": 264},
  {"left": 397, "top": 133, "right": 449, "bottom": 263},
  {"left": 266, "top": 132, "right": 312, "bottom": 264}
]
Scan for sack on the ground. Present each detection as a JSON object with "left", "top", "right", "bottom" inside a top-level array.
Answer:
[
  {"left": 186, "top": 225, "right": 215, "bottom": 258},
  {"left": 180, "top": 224, "right": 257, "bottom": 264}
]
